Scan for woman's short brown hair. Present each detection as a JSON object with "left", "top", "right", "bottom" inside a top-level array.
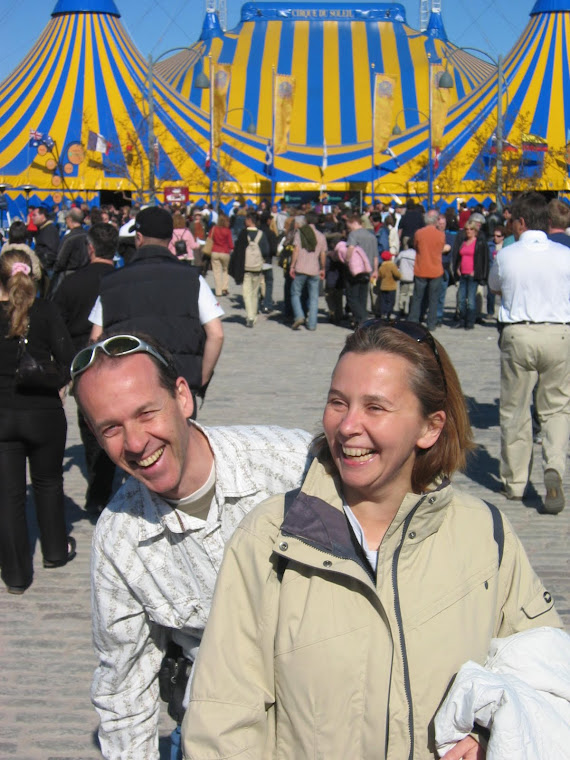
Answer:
[
  {"left": 172, "top": 212, "right": 187, "bottom": 229},
  {"left": 315, "top": 322, "right": 474, "bottom": 492}
]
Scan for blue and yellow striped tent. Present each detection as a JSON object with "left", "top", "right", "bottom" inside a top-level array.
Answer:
[
  {"left": 380, "top": 0, "right": 570, "bottom": 205},
  {"left": 0, "top": 0, "right": 238, "bottom": 211},
  {"left": 158, "top": 2, "right": 495, "bottom": 196},
  {"left": 0, "top": 0, "right": 496, "bottom": 210}
]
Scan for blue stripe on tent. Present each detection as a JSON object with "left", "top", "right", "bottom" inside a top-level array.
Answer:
[
  {"left": 339, "top": 22, "right": 357, "bottom": 145},
  {"left": 218, "top": 35, "right": 237, "bottom": 65},
  {"left": 306, "top": 21, "right": 324, "bottom": 145},
  {"left": 277, "top": 18, "right": 294, "bottom": 73},
  {"left": 243, "top": 22, "right": 267, "bottom": 141},
  {"left": 366, "top": 20, "right": 384, "bottom": 73},
  {"left": 529, "top": 18, "right": 556, "bottom": 135},
  {"left": 453, "top": 63, "right": 466, "bottom": 101},
  {"left": 393, "top": 23, "right": 419, "bottom": 126}
]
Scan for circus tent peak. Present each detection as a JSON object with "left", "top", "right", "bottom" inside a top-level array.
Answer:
[
  {"left": 530, "top": 0, "right": 570, "bottom": 13},
  {"left": 200, "top": 10, "right": 224, "bottom": 40},
  {"left": 425, "top": 10, "right": 448, "bottom": 42},
  {"left": 51, "top": 0, "right": 120, "bottom": 16}
]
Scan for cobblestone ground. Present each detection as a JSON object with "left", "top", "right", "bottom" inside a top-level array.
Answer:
[{"left": 1, "top": 268, "right": 568, "bottom": 759}]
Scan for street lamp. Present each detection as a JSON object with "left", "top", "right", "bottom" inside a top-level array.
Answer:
[
  {"left": 195, "top": 53, "right": 215, "bottom": 206},
  {"left": 438, "top": 48, "right": 505, "bottom": 210},
  {"left": 196, "top": 72, "right": 256, "bottom": 210},
  {"left": 147, "top": 47, "right": 199, "bottom": 204}
]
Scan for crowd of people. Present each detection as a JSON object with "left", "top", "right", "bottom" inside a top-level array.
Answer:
[{"left": 0, "top": 189, "right": 568, "bottom": 760}]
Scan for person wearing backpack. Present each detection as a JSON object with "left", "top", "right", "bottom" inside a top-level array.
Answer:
[
  {"left": 290, "top": 213, "right": 327, "bottom": 331},
  {"left": 229, "top": 213, "right": 270, "bottom": 328},
  {"left": 168, "top": 212, "right": 199, "bottom": 262}
]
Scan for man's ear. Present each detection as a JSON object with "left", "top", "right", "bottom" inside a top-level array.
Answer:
[
  {"left": 175, "top": 377, "right": 195, "bottom": 419},
  {"left": 135, "top": 232, "right": 143, "bottom": 249}
]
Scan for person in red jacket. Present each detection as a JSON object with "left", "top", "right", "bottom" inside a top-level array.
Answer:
[{"left": 209, "top": 214, "right": 234, "bottom": 297}]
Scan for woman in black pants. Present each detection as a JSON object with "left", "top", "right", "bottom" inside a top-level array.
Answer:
[{"left": 0, "top": 250, "right": 76, "bottom": 594}]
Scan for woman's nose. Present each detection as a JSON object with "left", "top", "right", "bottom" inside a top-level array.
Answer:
[{"left": 338, "top": 405, "right": 363, "bottom": 436}]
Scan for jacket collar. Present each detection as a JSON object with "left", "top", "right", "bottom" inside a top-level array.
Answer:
[
  {"left": 279, "top": 458, "right": 453, "bottom": 559},
  {"left": 130, "top": 244, "right": 177, "bottom": 263}
]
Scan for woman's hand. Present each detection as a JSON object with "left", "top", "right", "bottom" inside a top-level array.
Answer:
[{"left": 441, "top": 736, "right": 485, "bottom": 760}]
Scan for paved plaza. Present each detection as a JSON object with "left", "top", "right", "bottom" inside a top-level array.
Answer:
[{"left": 1, "top": 269, "right": 568, "bottom": 759}]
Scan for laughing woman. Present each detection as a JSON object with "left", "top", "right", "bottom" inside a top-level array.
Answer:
[{"left": 182, "top": 320, "right": 561, "bottom": 760}]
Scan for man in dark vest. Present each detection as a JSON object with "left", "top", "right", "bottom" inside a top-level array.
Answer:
[{"left": 89, "top": 206, "right": 224, "bottom": 404}]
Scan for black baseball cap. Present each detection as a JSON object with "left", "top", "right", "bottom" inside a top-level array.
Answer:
[{"left": 134, "top": 206, "right": 173, "bottom": 240}]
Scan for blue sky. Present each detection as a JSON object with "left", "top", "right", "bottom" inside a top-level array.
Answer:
[{"left": 0, "top": 0, "right": 536, "bottom": 84}]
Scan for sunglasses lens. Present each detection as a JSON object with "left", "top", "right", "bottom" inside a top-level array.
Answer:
[
  {"left": 105, "top": 336, "right": 140, "bottom": 356},
  {"left": 71, "top": 347, "right": 95, "bottom": 375}
]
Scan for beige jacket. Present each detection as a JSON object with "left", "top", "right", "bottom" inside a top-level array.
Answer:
[{"left": 182, "top": 459, "right": 561, "bottom": 760}]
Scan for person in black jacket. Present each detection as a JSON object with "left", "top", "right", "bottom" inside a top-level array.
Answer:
[
  {"left": 31, "top": 205, "right": 60, "bottom": 275},
  {"left": 54, "top": 223, "right": 118, "bottom": 516},
  {"left": 0, "top": 250, "right": 76, "bottom": 594},
  {"left": 49, "top": 207, "right": 89, "bottom": 297}
]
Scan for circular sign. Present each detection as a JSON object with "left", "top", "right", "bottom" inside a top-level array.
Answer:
[
  {"left": 46, "top": 158, "right": 57, "bottom": 171},
  {"left": 67, "top": 142, "right": 85, "bottom": 165},
  {"left": 64, "top": 163, "right": 74, "bottom": 175},
  {"left": 37, "top": 144, "right": 48, "bottom": 156},
  {"left": 51, "top": 174, "right": 62, "bottom": 187},
  {"left": 52, "top": 192, "right": 63, "bottom": 204}
]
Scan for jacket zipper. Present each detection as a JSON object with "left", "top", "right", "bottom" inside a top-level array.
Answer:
[{"left": 390, "top": 495, "right": 426, "bottom": 760}]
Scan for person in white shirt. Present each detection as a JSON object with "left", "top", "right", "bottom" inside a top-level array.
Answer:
[
  {"left": 71, "top": 333, "right": 312, "bottom": 760},
  {"left": 488, "top": 192, "right": 570, "bottom": 513}
]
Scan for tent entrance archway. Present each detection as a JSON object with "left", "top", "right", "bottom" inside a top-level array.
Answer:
[{"left": 99, "top": 190, "right": 132, "bottom": 208}]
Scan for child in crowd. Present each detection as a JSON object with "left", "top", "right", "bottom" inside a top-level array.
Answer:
[{"left": 374, "top": 250, "right": 401, "bottom": 319}]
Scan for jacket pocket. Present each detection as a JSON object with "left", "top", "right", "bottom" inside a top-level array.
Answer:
[{"left": 521, "top": 588, "right": 555, "bottom": 620}]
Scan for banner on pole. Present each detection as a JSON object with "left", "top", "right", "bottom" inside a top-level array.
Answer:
[
  {"left": 274, "top": 75, "right": 295, "bottom": 155},
  {"left": 373, "top": 74, "right": 396, "bottom": 162},
  {"left": 214, "top": 65, "right": 231, "bottom": 149},
  {"left": 431, "top": 67, "right": 450, "bottom": 150}
]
